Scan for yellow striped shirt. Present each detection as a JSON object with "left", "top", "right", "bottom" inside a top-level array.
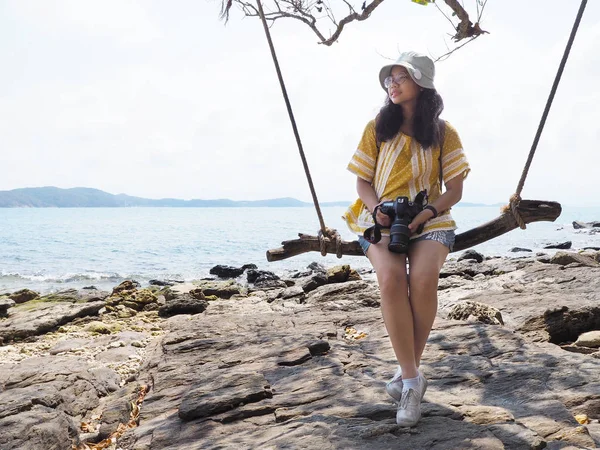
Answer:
[{"left": 343, "top": 119, "right": 470, "bottom": 238}]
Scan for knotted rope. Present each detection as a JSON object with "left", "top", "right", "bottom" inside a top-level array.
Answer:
[{"left": 318, "top": 227, "right": 343, "bottom": 258}]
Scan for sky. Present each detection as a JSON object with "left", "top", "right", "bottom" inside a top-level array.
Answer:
[{"left": 0, "top": 0, "right": 599, "bottom": 206}]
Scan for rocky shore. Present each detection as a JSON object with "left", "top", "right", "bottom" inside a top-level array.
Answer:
[{"left": 1, "top": 248, "right": 600, "bottom": 450}]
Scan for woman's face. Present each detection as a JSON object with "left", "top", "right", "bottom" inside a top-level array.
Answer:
[{"left": 387, "top": 66, "right": 421, "bottom": 106}]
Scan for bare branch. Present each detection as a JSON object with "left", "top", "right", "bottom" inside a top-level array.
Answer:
[
  {"left": 442, "top": 0, "right": 488, "bottom": 41},
  {"left": 219, "top": 0, "right": 489, "bottom": 48},
  {"left": 435, "top": 35, "right": 480, "bottom": 62}
]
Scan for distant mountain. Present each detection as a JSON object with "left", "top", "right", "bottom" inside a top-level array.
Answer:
[
  {"left": 0, "top": 187, "right": 502, "bottom": 208},
  {"left": 0, "top": 187, "right": 351, "bottom": 208}
]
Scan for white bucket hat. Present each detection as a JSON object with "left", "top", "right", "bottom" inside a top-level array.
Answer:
[{"left": 379, "top": 51, "right": 436, "bottom": 91}]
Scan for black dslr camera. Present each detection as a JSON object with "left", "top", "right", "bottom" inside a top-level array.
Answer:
[{"left": 363, "top": 190, "right": 428, "bottom": 254}]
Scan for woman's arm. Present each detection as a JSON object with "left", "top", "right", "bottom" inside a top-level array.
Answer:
[
  {"left": 356, "top": 177, "right": 380, "bottom": 213},
  {"left": 357, "top": 177, "right": 393, "bottom": 227},
  {"left": 408, "top": 175, "right": 464, "bottom": 233}
]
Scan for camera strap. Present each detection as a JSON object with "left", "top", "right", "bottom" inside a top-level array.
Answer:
[{"left": 363, "top": 206, "right": 383, "bottom": 244}]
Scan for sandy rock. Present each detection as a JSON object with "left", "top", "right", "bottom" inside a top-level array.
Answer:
[
  {"left": 7, "top": 288, "right": 39, "bottom": 304},
  {"left": 510, "top": 247, "right": 533, "bottom": 253},
  {"left": 326, "top": 265, "right": 361, "bottom": 283},
  {"left": 0, "top": 297, "right": 15, "bottom": 317},
  {"left": 112, "top": 280, "right": 140, "bottom": 294},
  {"left": 158, "top": 293, "right": 209, "bottom": 318},
  {"left": 210, "top": 264, "right": 257, "bottom": 279},
  {"left": 458, "top": 249, "right": 484, "bottom": 263},
  {"left": 306, "top": 280, "right": 380, "bottom": 310},
  {"left": 0, "top": 301, "right": 104, "bottom": 343},
  {"left": 448, "top": 300, "right": 504, "bottom": 325},
  {"left": 49, "top": 338, "right": 91, "bottom": 355},
  {"left": 544, "top": 241, "right": 572, "bottom": 250},
  {"left": 193, "top": 279, "right": 245, "bottom": 298},
  {"left": 0, "top": 356, "right": 120, "bottom": 448},
  {"left": 247, "top": 269, "right": 279, "bottom": 283},
  {"left": 575, "top": 331, "right": 600, "bottom": 348},
  {"left": 548, "top": 251, "right": 599, "bottom": 267}
]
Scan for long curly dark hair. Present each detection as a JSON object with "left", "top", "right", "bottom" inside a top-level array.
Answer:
[{"left": 375, "top": 89, "right": 444, "bottom": 149}]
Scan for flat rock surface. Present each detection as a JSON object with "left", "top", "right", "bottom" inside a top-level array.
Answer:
[{"left": 1, "top": 254, "right": 599, "bottom": 449}]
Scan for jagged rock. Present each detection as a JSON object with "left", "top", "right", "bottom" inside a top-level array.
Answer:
[
  {"left": 112, "top": 280, "right": 140, "bottom": 294},
  {"left": 544, "top": 241, "right": 572, "bottom": 250},
  {"left": 188, "top": 288, "right": 205, "bottom": 300},
  {"left": 448, "top": 300, "right": 504, "bottom": 325},
  {"left": 254, "top": 279, "right": 288, "bottom": 290},
  {"left": 40, "top": 288, "right": 109, "bottom": 303},
  {"left": 7, "top": 289, "right": 39, "bottom": 304},
  {"left": 575, "top": 331, "right": 600, "bottom": 348},
  {"left": 0, "top": 297, "right": 15, "bottom": 317},
  {"left": 0, "top": 301, "right": 104, "bottom": 343},
  {"left": 123, "top": 289, "right": 159, "bottom": 311},
  {"left": 307, "top": 281, "right": 379, "bottom": 310},
  {"left": 193, "top": 280, "right": 244, "bottom": 298},
  {"left": 106, "top": 287, "right": 158, "bottom": 313},
  {"left": 548, "top": 251, "right": 599, "bottom": 267},
  {"left": 178, "top": 372, "right": 272, "bottom": 421},
  {"left": 97, "top": 383, "right": 142, "bottom": 441},
  {"left": 84, "top": 321, "right": 113, "bottom": 334},
  {"left": 0, "top": 405, "right": 81, "bottom": 450},
  {"left": 210, "top": 264, "right": 257, "bottom": 279},
  {"left": 560, "top": 344, "right": 598, "bottom": 355},
  {"left": 301, "top": 272, "right": 328, "bottom": 293},
  {"left": 307, "top": 262, "right": 326, "bottom": 272},
  {"left": 290, "top": 270, "right": 313, "bottom": 279},
  {"left": 326, "top": 265, "right": 361, "bottom": 283},
  {"left": 520, "top": 305, "right": 600, "bottom": 345},
  {"left": 308, "top": 340, "right": 330, "bottom": 356},
  {"left": 458, "top": 249, "right": 484, "bottom": 263},
  {"left": 278, "top": 286, "right": 305, "bottom": 302},
  {"left": 247, "top": 269, "right": 279, "bottom": 283},
  {"left": 149, "top": 279, "right": 175, "bottom": 287},
  {"left": 0, "top": 356, "right": 120, "bottom": 449},
  {"left": 510, "top": 247, "right": 532, "bottom": 253},
  {"left": 158, "top": 294, "right": 209, "bottom": 317},
  {"left": 49, "top": 338, "right": 90, "bottom": 355},
  {"left": 573, "top": 220, "right": 600, "bottom": 229}
]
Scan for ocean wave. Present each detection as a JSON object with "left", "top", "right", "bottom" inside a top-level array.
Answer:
[{"left": 0, "top": 271, "right": 126, "bottom": 283}]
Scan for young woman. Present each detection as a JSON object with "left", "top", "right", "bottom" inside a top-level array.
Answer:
[{"left": 342, "top": 51, "right": 470, "bottom": 427}]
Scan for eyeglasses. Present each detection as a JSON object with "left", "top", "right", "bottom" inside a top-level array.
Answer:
[{"left": 384, "top": 74, "right": 410, "bottom": 88}]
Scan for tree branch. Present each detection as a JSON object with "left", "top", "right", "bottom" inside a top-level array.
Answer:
[
  {"left": 219, "top": 0, "right": 489, "bottom": 47},
  {"left": 443, "top": 0, "right": 488, "bottom": 41}
]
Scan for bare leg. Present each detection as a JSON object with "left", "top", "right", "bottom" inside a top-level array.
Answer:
[
  {"left": 407, "top": 240, "right": 449, "bottom": 367},
  {"left": 366, "top": 237, "right": 418, "bottom": 380}
]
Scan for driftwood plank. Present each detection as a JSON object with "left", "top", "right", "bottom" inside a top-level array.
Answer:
[{"left": 266, "top": 199, "right": 562, "bottom": 262}]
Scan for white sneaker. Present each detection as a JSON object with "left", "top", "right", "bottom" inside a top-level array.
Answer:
[
  {"left": 386, "top": 368, "right": 428, "bottom": 403},
  {"left": 385, "top": 366, "right": 403, "bottom": 401},
  {"left": 396, "top": 388, "right": 422, "bottom": 427}
]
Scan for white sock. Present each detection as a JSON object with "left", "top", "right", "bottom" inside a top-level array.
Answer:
[{"left": 402, "top": 376, "right": 419, "bottom": 392}]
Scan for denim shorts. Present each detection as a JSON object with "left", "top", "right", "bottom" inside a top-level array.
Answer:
[{"left": 358, "top": 230, "right": 456, "bottom": 255}]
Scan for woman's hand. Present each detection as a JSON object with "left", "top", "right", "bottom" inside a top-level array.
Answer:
[
  {"left": 408, "top": 209, "right": 435, "bottom": 234},
  {"left": 374, "top": 201, "right": 392, "bottom": 227}
]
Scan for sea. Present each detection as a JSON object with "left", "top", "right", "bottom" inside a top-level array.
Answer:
[{"left": 1, "top": 206, "right": 598, "bottom": 294}]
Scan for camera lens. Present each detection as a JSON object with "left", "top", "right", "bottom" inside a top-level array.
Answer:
[{"left": 388, "top": 220, "right": 410, "bottom": 253}]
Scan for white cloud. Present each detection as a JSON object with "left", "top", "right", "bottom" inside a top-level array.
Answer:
[{"left": 0, "top": 0, "right": 599, "bottom": 205}]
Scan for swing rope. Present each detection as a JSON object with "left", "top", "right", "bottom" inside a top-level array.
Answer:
[
  {"left": 508, "top": 0, "right": 587, "bottom": 229},
  {"left": 255, "top": 0, "right": 342, "bottom": 256}
]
